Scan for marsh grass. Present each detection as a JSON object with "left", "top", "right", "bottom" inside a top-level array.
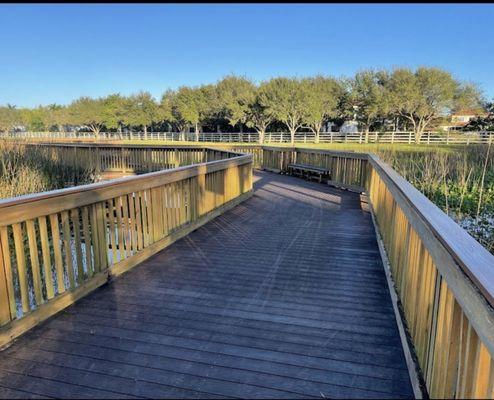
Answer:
[
  {"left": 363, "top": 145, "right": 494, "bottom": 253},
  {"left": 0, "top": 140, "right": 95, "bottom": 199}
]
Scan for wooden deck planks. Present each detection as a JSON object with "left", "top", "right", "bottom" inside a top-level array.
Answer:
[{"left": 0, "top": 171, "right": 413, "bottom": 399}]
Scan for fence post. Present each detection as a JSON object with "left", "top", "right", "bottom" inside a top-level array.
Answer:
[
  {"left": 427, "top": 132, "right": 430, "bottom": 145},
  {"left": 359, "top": 132, "right": 362, "bottom": 144},
  {"left": 391, "top": 131, "right": 395, "bottom": 144},
  {"left": 446, "top": 130, "right": 450, "bottom": 145}
]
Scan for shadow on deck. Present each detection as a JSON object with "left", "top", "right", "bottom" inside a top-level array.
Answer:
[{"left": 0, "top": 171, "right": 413, "bottom": 399}]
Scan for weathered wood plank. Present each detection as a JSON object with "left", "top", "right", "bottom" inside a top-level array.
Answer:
[
  {"left": 25, "top": 219, "right": 42, "bottom": 306},
  {"left": 12, "top": 223, "right": 29, "bottom": 314},
  {"left": 37, "top": 216, "right": 54, "bottom": 300}
]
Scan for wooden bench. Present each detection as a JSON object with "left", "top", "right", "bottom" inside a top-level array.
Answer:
[{"left": 287, "top": 163, "right": 331, "bottom": 183}]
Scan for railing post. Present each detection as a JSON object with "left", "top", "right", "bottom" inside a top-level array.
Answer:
[{"left": 0, "top": 232, "right": 12, "bottom": 325}]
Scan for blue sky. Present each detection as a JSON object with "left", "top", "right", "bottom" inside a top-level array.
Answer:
[{"left": 1, "top": 4, "right": 493, "bottom": 107}]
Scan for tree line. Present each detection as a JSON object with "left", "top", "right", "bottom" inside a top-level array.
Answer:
[{"left": 0, "top": 66, "right": 486, "bottom": 144}]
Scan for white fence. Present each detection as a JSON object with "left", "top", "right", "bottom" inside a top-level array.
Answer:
[{"left": 2, "top": 130, "right": 494, "bottom": 145}]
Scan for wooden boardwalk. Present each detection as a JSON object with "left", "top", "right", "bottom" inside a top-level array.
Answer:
[{"left": 0, "top": 171, "right": 413, "bottom": 399}]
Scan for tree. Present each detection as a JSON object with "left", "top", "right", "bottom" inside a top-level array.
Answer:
[
  {"left": 173, "top": 85, "right": 216, "bottom": 141},
  {"left": 161, "top": 90, "right": 188, "bottom": 136},
  {"left": 453, "top": 83, "right": 484, "bottom": 113},
  {"left": 68, "top": 97, "right": 106, "bottom": 136},
  {"left": 198, "top": 84, "right": 219, "bottom": 134},
  {"left": 101, "top": 94, "right": 127, "bottom": 137},
  {"left": 216, "top": 75, "right": 255, "bottom": 132},
  {"left": 0, "top": 105, "right": 21, "bottom": 133},
  {"left": 301, "top": 76, "right": 344, "bottom": 143},
  {"left": 387, "top": 67, "right": 479, "bottom": 143},
  {"left": 174, "top": 86, "right": 202, "bottom": 141},
  {"left": 125, "top": 92, "right": 160, "bottom": 139},
  {"left": 44, "top": 104, "right": 68, "bottom": 132},
  {"left": 259, "top": 78, "right": 306, "bottom": 145},
  {"left": 348, "top": 70, "right": 390, "bottom": 143},
  {"left": 19, "top": 107, "right": 47, "bottom": 131},
  {"left": 245, "top": 83, "right": 274, "bottom": 144},
  {"left": 464, "top": 101, "right": 494, "bottom": 131}
]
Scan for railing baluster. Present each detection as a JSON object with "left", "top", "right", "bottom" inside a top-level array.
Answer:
[{"left": 26, "top": 219, "right": 42, "bottom": 305}]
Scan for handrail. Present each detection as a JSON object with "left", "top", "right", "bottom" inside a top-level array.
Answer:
[
  {"left": 0, "top": 155, "right": 251, "bottom": 227},
  {"left": 366, "top": 155, "right": 494, "bottom": 398},
  {"left": 261, "top": 146, "right": 494, "bottom": 399},
  {"left": 0, "top": 147, "right": 253, "bottom": 347},
  {"left": 25, "top": 141, "right": 247, "bottom": 155},
  {"left": 368, "top": 154, "right": 494, "bottom": 308}
]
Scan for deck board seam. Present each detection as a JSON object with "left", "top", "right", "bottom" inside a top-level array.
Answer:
[
  {"left": 8, "top": 340, "right": 412, "bottom": 397},
  {"left": 55, "top": 309, "right": 406, "bottom": 365},
  {"left": 76, "top": 296, "right": 397, "bottom": 324},
  {"left": 53, "top": 307, "right": 404, "bottom": 345},
  {"left": 0, "top": 384, "right": 55, "bottom": 399},
  {"left": 0, "top": 353, "right": 325, "bottom": 399},
  {"left": 74, "top": 297, "right": 400, "bottom": 329},
  {"left": 34, "top": 323, "right": 411, "bottom": 380},
  {"left": 0, "top": 365, "right": 144, "bottom": 399},
  {"left": 56, "top": 298, "right": 402, "bottom": 346}
]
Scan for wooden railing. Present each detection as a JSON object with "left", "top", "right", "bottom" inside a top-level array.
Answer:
[
  {"left": 24, "top": 143, "right": 235, "bottom": 174},
  {"left": 0, "top": 147, "right": 252, "bottom": 347},
  {"left": 261, "top": 147, "right": 494, "bottom": 399},
  {"left": 19, "top": 142, "right": 264, "bottom": 173},
  {"left": 3, "top": 130, "right": 494, "bottom": 145}
]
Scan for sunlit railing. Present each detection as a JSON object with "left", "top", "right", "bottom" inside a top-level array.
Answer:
[{"left": 0, "top": 147, "right": 252, "bottom": 347}]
